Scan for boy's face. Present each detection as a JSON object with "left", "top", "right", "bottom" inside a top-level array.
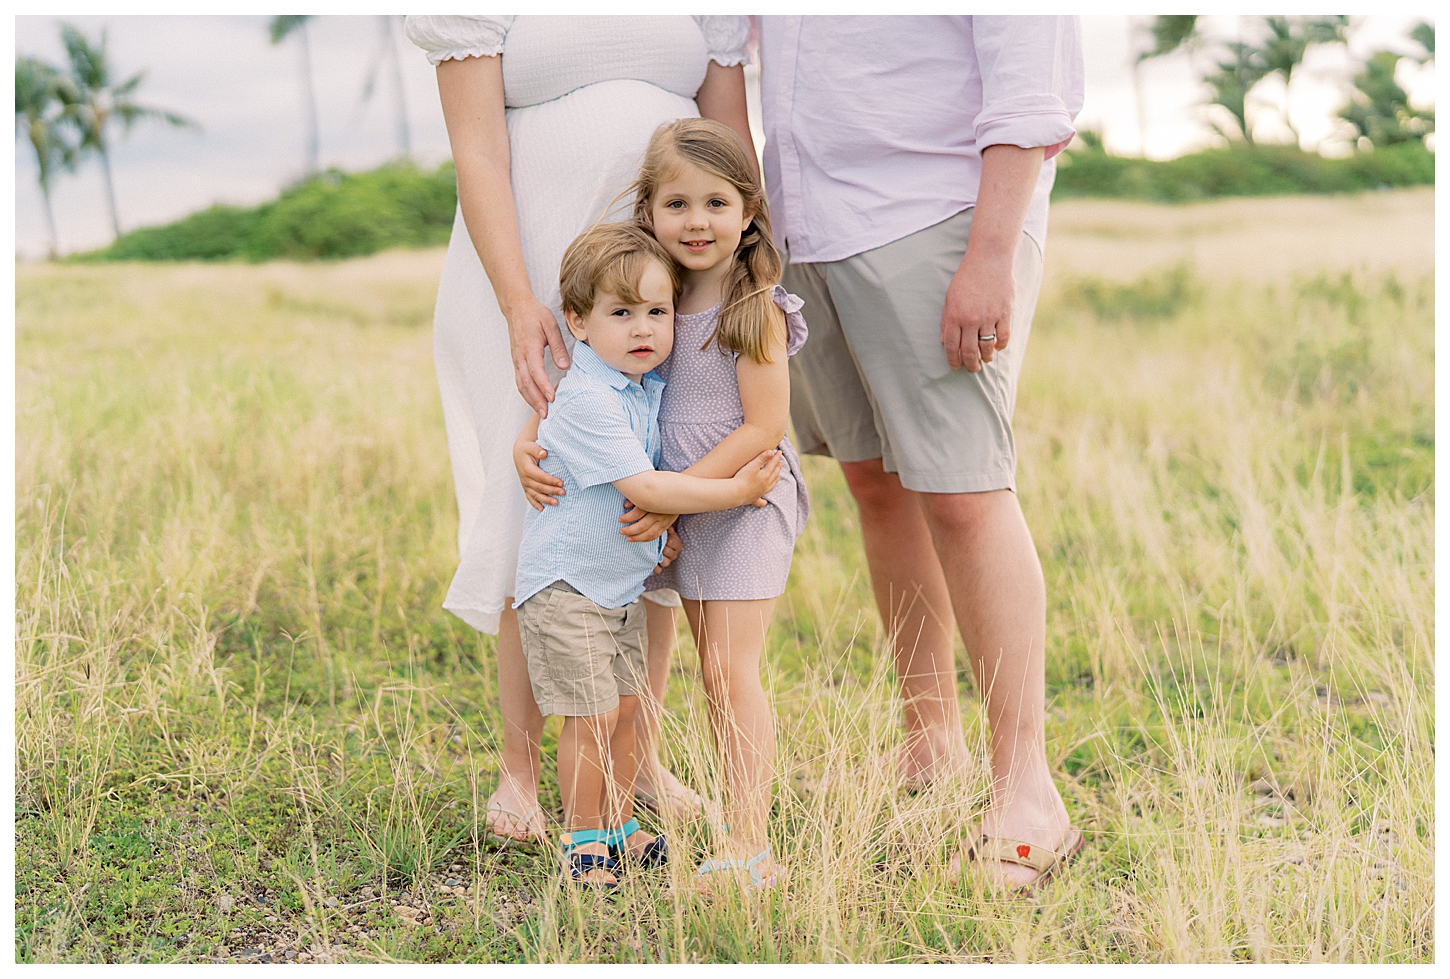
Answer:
[{"left": 564, "top": 258, "right": 675, "bottom": 382}]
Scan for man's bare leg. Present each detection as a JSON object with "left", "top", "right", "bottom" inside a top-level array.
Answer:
[
  {"left": 839, "top": 459, "right": 968, "bottom": 787},
  {"left": 633, "top": 598, "right": 705, "bottom": 817},
  {"left": 917, "top": 489, "right": 1070, "bottom": 888},
  {"left": 489, "top": 605, "right": 548, "bottom": 842}
]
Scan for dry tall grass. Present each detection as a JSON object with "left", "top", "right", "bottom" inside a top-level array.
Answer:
[{"left": 14, "top": 193, "right": 1433, "bottom": 962}]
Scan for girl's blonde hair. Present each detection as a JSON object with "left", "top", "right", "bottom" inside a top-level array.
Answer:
[
  {"left": 559, "top": 222, "right": 679, "bottom": 321},
  {"left": 630, "top": 118, "right": 784, "bottom": 363}
]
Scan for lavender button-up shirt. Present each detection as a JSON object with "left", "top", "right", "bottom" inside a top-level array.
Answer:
[{"left": 759, "top": 15, "right": 1084, "bottom": 264}]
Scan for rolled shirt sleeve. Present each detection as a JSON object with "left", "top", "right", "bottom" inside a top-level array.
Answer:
[
  {"left": 403, "top": 15, "right": 512, "bottom": 65},
  {"left": 971, "top": 16, "right": 1084, "bottom": 161},
  {"left": 539, "top": 390, "right": 656, "bottom": 491}
]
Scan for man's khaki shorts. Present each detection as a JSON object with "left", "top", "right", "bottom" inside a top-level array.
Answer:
[
  {"left": 518, "top": 581, "right": 648, "bottom": 717},
  {"left": 783, "top": 207, "right": 1045, "bottom": 494}
]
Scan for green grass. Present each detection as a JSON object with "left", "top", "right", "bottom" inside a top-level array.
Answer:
[
  {"left": 14, "top": 238, "right": 1433, "bottom": 962},
  {"left": 1053, "top": 141, "right": 1434, "bottom": 203}
]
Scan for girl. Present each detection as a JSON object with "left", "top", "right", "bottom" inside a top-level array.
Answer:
[{"left": 518, "top": 118, "right": 808, "bottom": 891}]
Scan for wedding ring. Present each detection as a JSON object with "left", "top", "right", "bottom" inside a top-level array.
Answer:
[{"left": 977, "top": 333, "right": 997, "bottom": 343}]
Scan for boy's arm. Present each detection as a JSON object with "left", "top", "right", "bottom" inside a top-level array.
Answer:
[{"left": 613, "top": 449, "right": 782, "bottom": 515}]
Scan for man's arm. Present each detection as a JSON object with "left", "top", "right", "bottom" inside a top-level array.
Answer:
[{"left": 939, "top": 144, "right": 1043, "bottom": 373}]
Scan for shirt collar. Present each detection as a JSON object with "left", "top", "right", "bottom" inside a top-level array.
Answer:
[
  {"left": 572, "top": 339, "right": 663, "bottom": 394},
  {"left": 570, "top": 340, "right": 631, "bottom": 390}
]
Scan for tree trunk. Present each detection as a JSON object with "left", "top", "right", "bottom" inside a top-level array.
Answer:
[
  {"left": 1133, "top": 59, "right": 1148, "bottom": 157},
  {"left": 300, "top": 21, "right": 320, "bottom": 174},
  {"left": 40, "top": 177, "right": 60, "bottom": 260},
  {"left": 385, "top": 16, "right": 411, "bottom": 158},
  {"left": 99, "top": 140, "right": 121, "bottom": 241}
]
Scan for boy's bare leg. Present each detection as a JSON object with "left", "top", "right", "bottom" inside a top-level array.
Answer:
[
  {"left": 686, "top": 598, "right": 783, "bottom": 887},
  {"left": 634, "top": 598, "right": 705, "bottom": 817},
  {"left": 838, "top": 459, "right": 969, "bottom": 787},
  {"left": 557, "top": 707, "right": 619, "bottom": 885},
  {"left": 489, "top": 605, "right": 547, "bottom": 842},
  {"left": 610, "top": 694, "right": 660, "bottom": 855}
]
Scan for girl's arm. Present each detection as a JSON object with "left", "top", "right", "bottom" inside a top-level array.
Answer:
[
  {"left": 614, "top": 450, "right": 782, "bottom": 515},
  {"left": 696, "top": 62, "right": 758, "bottom": 177},
  {"left": 681, "top": 309, "right": 790, "bottom": 480},
  {"left": 436, "top": 54, "right": 571, "bottom": 416}
]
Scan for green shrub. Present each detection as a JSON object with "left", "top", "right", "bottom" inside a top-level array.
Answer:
[
  {"left": 1053, "top": 141, "right": 1433, "bottom": 202},
  {"left": 77, "top": 160, "right": 458, "bottom": 263},
  {"left": 1062, "top": 263, "right": 1202, "bottom": 321}
]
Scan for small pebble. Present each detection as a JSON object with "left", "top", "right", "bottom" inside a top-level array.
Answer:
[
  {"left": 285, "top": 949, "right": 298, "bottom": 961},
  {"left": 443, "top": 878, "right": 460, "bottom": 888},
  {"left": 323, "top": 897, "right": 338, "bottom": 908}
]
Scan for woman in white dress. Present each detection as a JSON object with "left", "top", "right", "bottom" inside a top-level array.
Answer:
[{"left": 405, "top": 15, "right": 754, "bottom": 842}]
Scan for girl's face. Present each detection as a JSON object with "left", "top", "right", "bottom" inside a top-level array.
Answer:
[{"left": 649, "top": 156, "right": 753, "bottom": 278}]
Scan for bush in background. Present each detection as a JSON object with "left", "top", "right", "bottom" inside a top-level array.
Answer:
[
  {"left": 1053, "top": 141, "right": 1433, "bottom": 203},
  {"left": 75, "top": 160, "right": 457, "bottom": 262}
]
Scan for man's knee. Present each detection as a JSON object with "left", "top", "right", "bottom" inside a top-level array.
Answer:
[
  {"left": 918, "top": 488, "right": 1011, "bottom": 540},
  {"left": 839, "top": 458, "right": 913, "bottom": 517}
]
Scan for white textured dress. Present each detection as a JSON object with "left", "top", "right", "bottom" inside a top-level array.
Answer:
[{"left": 405, "top": 15, "right": 750, "bottom": 634}]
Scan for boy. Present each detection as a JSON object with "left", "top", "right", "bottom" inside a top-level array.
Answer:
[{"left": 513, "top": 223, "right": 782, "bottom": 887}]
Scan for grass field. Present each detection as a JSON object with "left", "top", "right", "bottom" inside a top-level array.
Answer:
[{"left": 14, "top": 189, "right": 1434, "bottom": 963}]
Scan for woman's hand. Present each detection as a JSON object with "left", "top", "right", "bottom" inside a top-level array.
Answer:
[
  {"left": 504, "top": 295, "right": 572, "bottom": 416},
  {"left": 513, "top": 435, "right": 565, "bottom": 511},
  {"left": 652, "top": 526, "right": 684, "bottom": 574},
  {"left": 619, "top": 503, "right": 677, "bottom": 543}
]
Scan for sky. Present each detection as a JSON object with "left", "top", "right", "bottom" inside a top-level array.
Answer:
[{"left": 12, "top": 14, "right": 1437, "bottom": 259}]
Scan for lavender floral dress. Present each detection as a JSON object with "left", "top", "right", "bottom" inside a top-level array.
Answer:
[{"left": 645, "top": 286, "right": 810, "bottom": 601}]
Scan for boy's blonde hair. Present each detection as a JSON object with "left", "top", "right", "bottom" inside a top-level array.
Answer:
[
  {"left": 629, "top": 118, "right": 784, "bottom": 363},
  {"left": 559, "top": 222, "right": 680, "bottom": 321}
]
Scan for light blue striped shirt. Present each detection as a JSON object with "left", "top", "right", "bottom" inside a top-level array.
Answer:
[{"left": 513, "top": 341, "right": 667, "bottom": 610}]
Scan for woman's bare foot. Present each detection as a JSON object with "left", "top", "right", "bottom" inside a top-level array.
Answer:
[
  {"left": 486, "top": 777, "right": 547, "bottom": 844},
  {"left": 634, "top": 764, "right": 704, "bottom": 820}
]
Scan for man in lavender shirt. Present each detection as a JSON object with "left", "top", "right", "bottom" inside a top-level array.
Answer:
[{"left": 759, "top": 15, "right": 1085, "bottom": 889}]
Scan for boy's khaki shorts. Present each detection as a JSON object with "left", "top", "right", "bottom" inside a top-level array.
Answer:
[
  {"left": 783, "top": 206, "right": 1044, "bottom": 494},
  {"left": 518, "top": 581, "right": 648, "bottom": 717}
]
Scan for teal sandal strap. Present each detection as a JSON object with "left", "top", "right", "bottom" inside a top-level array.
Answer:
[
  {"left": 560, "top": 829, "right": 610, "bottom": 852},
  {"left": 608, "top": 818, "right": 642, "bottom": 847}
]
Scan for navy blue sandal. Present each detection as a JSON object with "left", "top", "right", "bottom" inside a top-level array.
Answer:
[
  {"left": 608, "top": 817, "right": 669, "bottom": 870},
  {"left": 560, "top": 829, "right": 618, "bottom": 889}
]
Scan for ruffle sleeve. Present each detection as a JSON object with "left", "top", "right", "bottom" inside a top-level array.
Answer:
[
  {"left": 403, "top": 15, "right": 513, "bottom": 65},
  {"left": 693, "top": 15, "right": 750, "bottom": 67},
  {"left": 771, "top": 285, "right": 809, "bottom": 356}
]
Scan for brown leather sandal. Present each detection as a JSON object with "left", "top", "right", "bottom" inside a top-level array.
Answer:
[{"left": 957, "top": 825, "right": 1085, "bottom": 897}]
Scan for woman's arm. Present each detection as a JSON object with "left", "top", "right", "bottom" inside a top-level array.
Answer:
[
  {"left": 436, "top": 54, "right": 571, "bottom": 416},
  {"left": 696, "top": 61, "right": 757, "bottom": 175},
  {"left": 680, "top": 311, "right": 790, "bottom": 480}
]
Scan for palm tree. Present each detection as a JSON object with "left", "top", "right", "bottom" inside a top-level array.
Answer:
[
  {"left": 1258, "top": 16, "right": 1349, "bottom": 144},
  {"left": 16, "top": 56, "right": 79, "bottom": 258},
  {"left": 59, "top": 23, "right": 197, "bottom": 242},
  {"left": 355, "top": 15, "right": 412, "bottom": 159},
  {"left": 269, "top": 15, "right": 321, "bottom": 176},
  {"left": 1133, "top": 15, "right": 1199, "bottom": 155}
]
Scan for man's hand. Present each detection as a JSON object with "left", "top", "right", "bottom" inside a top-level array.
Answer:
[
  {"left": 619, "top": 503, "right": 677, "bottom": 543},
  {"left": 505, "top": 296, "right": 571, "bottom": 417},
  {"left": 940, "top": 143, "right": 1044, "bottom": 373},
  {"left": 513, "top": 436, "right": 565, "bottom": 510},
  {"left": 941, "top": 252, "right": 1014, "bottom": 372}
]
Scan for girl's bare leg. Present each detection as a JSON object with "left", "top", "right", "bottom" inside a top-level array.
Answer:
[
  {"left": 685, "top": 597, "right": 782, "bottom": 884},
  {"left": 634, "top": 597, "right": 705, "bottom": 817},
  {"left": 489, "top": 604, "right": 547, "bottom": 841}
]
